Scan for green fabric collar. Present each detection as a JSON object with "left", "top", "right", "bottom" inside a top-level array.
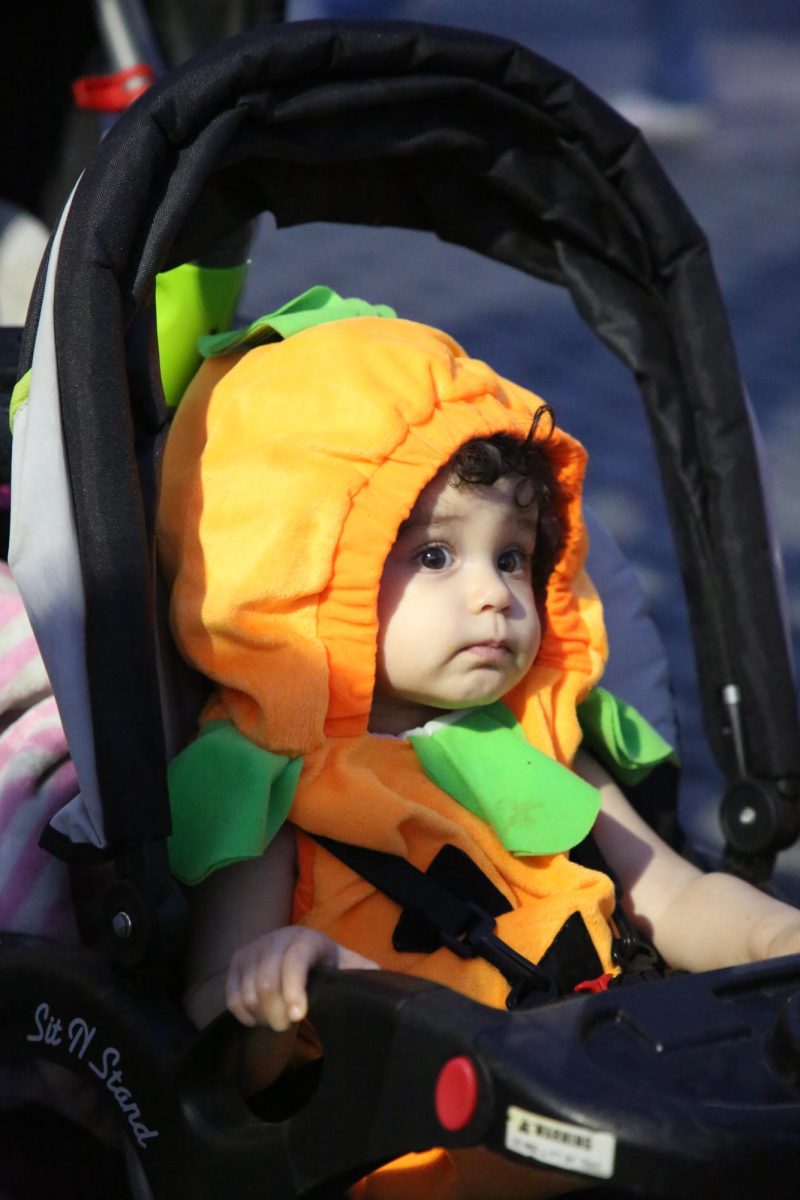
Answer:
[
  {"left": 577, "top": 686, "right": 677, "bottom": 785},
  {"left": 166, "top": 690, "right": 678, "bottom": 884},
  {"left": 408, "top": 701, "right": 600, "bottom": 856},
  {"left": 198, "top": 285, "right": 397, "bottom": 358},
  {"left": 167, "top": 720, "right": 301, "bottom": 884}
]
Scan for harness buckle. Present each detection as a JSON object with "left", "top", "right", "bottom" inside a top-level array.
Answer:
[
  {"left": 439, "top": 903, "right": 558, "bottom": 1009},
  {"left": 612, "top": 917, "right": 662, "bottom": 975},
  {"left": 439, "top": 902, "right": 496, "bottom": 959}
]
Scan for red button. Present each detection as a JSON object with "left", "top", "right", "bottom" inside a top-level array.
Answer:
[{"left": 434, "top": 1055, "right": 479, "bottom": 1131}]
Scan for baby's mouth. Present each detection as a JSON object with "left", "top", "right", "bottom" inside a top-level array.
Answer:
[{"left": 462, "top": 640, "right": 511, "bottom": 661}]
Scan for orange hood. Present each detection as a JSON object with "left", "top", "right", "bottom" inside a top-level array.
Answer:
[{"left": 158, "top": 316, "right": 606, "bottom": 764}]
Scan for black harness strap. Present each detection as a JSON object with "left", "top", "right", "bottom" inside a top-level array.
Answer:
[
  {"left": 314, "top": 834, "right": 558, "bottom": 1009},
  {"left": 312, "top": 832, "right": 665, "bottom": 1004}
]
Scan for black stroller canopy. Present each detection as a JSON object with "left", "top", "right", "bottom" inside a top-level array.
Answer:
[{"left": 22, "top": 19, "right": 799, "bottom": 867}]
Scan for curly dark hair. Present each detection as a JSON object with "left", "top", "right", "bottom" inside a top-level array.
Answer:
[{"left": 447, "top": 408, "right": 565, "bottom": 603}]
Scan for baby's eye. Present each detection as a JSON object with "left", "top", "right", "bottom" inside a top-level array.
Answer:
[
  {"left": 497, "top": 548, "right": 531, "bottom": 575},
  {"left": 416, "top": 545, "right": 453, "bottom": 571}
]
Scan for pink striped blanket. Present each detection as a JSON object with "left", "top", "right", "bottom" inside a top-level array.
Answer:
[
  {"left": 0, "top": 562, "right": 90, "bottom": 1116},
  {"left": 0, "top": 562, "right": 79, "bottom": 943}
]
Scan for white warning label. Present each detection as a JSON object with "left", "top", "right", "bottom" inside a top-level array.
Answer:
[{"left": 505, "top": 1105, "right": 616, "bottom": 1179}]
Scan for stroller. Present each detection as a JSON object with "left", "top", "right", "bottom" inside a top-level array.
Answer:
[{"left": 3, "top": 16, "right": 800, "bottom": 1199}]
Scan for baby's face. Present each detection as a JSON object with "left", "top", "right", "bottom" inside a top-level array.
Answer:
[{"left": 369, "top": 471, "right": 542, "bottom": 735}]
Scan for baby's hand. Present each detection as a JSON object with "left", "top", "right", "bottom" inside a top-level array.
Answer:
[{"left": 225, "top": 927, "right": 378, "bottom": 1031}]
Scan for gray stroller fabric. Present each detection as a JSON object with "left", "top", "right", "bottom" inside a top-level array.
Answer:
[{"left": 9, "top": 187, "right": 105, "bottom": 849}]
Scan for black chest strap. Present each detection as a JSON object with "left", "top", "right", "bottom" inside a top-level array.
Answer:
[{"left": 311, "top": 835, "right": 617, "bottom": 1008}]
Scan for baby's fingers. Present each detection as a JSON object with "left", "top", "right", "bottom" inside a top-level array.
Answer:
[
  {"left": 279, "top": 930, "right": 343, "bottom": 1024},
  {"left": 280, "top": 940, "right": 380, "bottom": 1022},
  {"left": 226, "top": 941, "right": 292, "bottom": 1031},
  {"left": 225, "top": 958, "right": 270, "bottom": 1028},
  {"left": 225, "top": 957, "right": 258, "bottom": 1027},
  {"left": 225, "top": 930, "right": 380, "bottom": 1033}
]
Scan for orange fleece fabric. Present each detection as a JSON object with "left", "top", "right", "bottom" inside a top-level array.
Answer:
[{"left": 158, "top": 317, "right": 617, "bottom": 1197}]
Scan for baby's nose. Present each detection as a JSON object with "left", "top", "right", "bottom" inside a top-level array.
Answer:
[{"left": 468, "top": 564, "right": 512, "bottom": 612}]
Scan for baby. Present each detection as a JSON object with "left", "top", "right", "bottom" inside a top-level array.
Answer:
[{"left": 158, "top": 310, "right": 800, "bottom": 1199}]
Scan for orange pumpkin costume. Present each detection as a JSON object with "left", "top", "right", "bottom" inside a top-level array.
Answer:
[{"left": 158, "top": 316, "right": 619, "bottom": 1198}]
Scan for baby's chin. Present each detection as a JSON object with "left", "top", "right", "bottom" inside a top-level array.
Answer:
[
  {"left": 440, "top": 695, "right": 502, "bottom": 710},
  {"left": 369, "top": 673, "right": 523, "bottom": 734},
  {"left": 417, "top": 688, "right": 514, "bottom": 715},
  {"left": 439, "top": 672, "right": 525, "bottom": 709}
]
